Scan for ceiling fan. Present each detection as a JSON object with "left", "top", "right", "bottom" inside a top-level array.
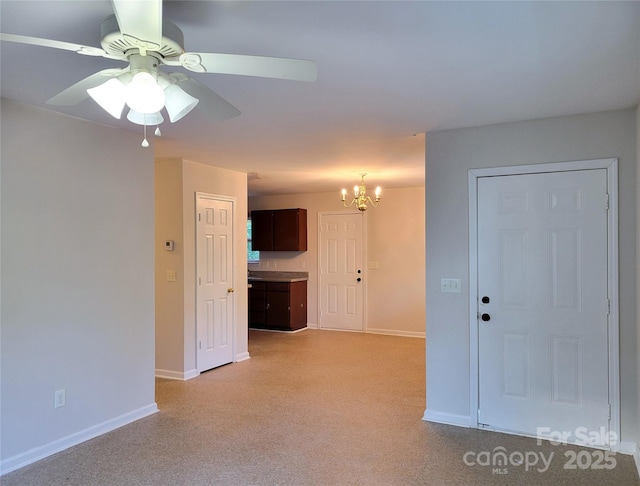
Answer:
[{"left": 0, "top": 0, "right": 318, "bottom": 146}]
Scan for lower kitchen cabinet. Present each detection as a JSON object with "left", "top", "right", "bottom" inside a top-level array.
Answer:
[{"left": 249, "top": 280, "right": 307, "bottom": 331}]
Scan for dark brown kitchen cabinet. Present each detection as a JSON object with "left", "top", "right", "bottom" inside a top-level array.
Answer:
[
  {"left": 249, "top": 280, "right": 307, "bottom": 331},
  {"left": 250, "top": 209, "right": 307, "bottom": 251}
]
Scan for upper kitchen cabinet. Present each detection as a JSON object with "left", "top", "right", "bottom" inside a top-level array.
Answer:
[{"left": 251, "top": 208, "right": 307, "bottom": 251}]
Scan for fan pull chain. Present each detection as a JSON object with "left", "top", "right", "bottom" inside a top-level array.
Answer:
[{"left": 141, "top": 122, "right": 149, "bottom": 148}]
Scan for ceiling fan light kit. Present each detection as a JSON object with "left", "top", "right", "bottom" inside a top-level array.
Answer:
[
  {"left": 163, "top": 84, "right": 199, "bottom": 123},
  {"left": 125, "top": 72, "right": 165, "bottom": 114},
  {"left": 86, "top": 78, "right": 127, "bottom": 118},
  {"left": 126, "top": 109, "right": 164, "bottom": 126},
  {"left": 0, "top": 0, "right": 318, "bottom": 147}
]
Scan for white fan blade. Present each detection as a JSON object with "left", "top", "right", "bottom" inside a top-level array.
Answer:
[
  {"left": 179, "top": 52, "right": 318, "bottom": 82},
  {"left": 0, "top": 33, "right": 108, "bottom": 57},
  {"left": 111, "top": 0, "right": 162, "bottom": 51},
  {"left": 178, "top": 78, "right": 241, "bottom": 121},
  {"left": 47, "top": 68, "right": 126, "bottom": 106}
]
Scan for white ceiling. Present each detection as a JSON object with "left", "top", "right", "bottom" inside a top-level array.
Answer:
[{"left": 1, "top": 1, "right": 639, "bottom": 196}]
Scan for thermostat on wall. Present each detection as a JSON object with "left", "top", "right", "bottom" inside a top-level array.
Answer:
[{"left": 164, "top": 240, "right": 174, "bottom": 251}]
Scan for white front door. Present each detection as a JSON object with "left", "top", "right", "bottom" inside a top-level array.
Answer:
[
  {"left": 196, "top": 194, "right": 234, "bottom": 372},
  {"left": 319, "top": 212, "right": 364, "bottom": 331},
  {"left": 477, "top": 169, "right": 610, "bottom": 446}
]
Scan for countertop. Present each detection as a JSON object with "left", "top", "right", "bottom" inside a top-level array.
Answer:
[{"left": 248, "top": 271, "right": 308, "bottom": 283}]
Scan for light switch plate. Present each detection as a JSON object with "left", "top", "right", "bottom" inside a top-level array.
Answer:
[
  {"left": 54, "top": 389, "right": 66, "bottom": 408},
  {"left": 441, "top": 278, "right": 461, "bottom": 293}
]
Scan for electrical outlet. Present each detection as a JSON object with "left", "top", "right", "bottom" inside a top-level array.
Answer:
[
  {"left": 167, "top": 269, "right": 177, "bottom": 282},
  {"left": 54, "top": 389, "right": 66, "bottom": 409}
]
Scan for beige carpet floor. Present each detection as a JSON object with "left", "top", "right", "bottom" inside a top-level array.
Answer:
[{"left": 2, "top": 329, "right": 638, "bottom": 485}]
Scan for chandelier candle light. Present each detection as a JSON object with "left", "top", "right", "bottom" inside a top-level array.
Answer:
[{"left": 341, "top": 174, "right": 381, "bottom": 211}]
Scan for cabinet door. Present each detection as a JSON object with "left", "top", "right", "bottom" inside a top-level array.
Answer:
[
  {"left": 248, "top": 282, "right": 266, "bottom": 328},
  {"left": 266, "top": 290, "right": 290, "bottom": 330},
  {"left": 288, "top": 281, "right": 307, "bottom": 330},
  {"left": 251, "top": 210, "right": 273, "bottom": 251},
  {"left": 273, "top": 209, "right": 307, "bottom": 251}
]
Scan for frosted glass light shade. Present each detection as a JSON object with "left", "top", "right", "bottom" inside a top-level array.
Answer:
[
  {"left": 87, "top": 78, "right": 126, "bottom": 119},
  {"left": 164, "top": 84, "right": 199, "bottom": 123},
  {"left": 125, "top": 72, "right": 165, "bottom": 114},
  {"left": 126, "top": 110, "right": 164, "bottom": 126}
]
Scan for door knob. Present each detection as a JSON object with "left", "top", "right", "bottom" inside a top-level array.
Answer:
[
  {"left": 481, "top": 296, "right": 490, "bottom": 304},
  {"left": 481, "top": 313, "right": 491, "bottom": 322},
  {"left": 228, "top": 288, "right": 234, "bottom": 293}
]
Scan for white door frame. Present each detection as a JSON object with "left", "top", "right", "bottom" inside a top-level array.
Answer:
[
  {"left": 195, "top": 192, "right": 237, "bottom": 372},
  {"left": 317, "top": 210, "right": 367, "bottom": 332},
  {"left": 468, "top": 158, "right": 620, "bottom": 449}
]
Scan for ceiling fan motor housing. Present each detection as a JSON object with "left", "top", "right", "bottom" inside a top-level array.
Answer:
[{"left": 100, "top": 14, "right": 184, "bottom": 60}]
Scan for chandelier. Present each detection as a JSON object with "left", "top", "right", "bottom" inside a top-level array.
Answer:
[{"left": 341, "top": 174, "right": 381, "bottom": 211}]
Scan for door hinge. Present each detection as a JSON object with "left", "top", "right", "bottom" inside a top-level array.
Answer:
[
  {"left": 198, "top": 213, "right": 201, "bottom": 222},
  {"left": 606, "top": 299, "right": 610, "bottom": 316},
  {"left": 605, "top": 193, "right": 610, "bottom": 211},
  {"left": 608, "top": 403, "right": 611, "bottom": 420},
  {"left": 199, "top": 341, "right": 202, "bottom": 350}
]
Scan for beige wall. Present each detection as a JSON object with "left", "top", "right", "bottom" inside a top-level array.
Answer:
[
  {"left": 155, "top": 158, "right": 248, "bottom": 378},
  {"left": 1, "top": 100, "right": 156, "bottom": 470},
  {"left": 155, "top": 159, "right": 186, "bottom": 375},
  {"left": 425, "top": 108, "right": 637, "bottom": 444},
  {"left": 249, "top": 186, "right": 425, "bottom": 337}
]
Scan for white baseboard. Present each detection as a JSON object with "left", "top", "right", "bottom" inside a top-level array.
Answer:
[
  {"left": 249, "top": 327, "right": 308, "bottom": 334},
  {"left": 0, "top": 403, "right": 158, "bottom": 476},
  {"left": 422, "top": 409, "right": 471, "bottom": 427},
  {"left": 366, "top": 328, "right": 426, "bottom": 339},
  {"left": 155, "top": 368, "right": 199, "bottom": 381},
  {"left": 619, "top": 441, "right": 640, "bottom": 463},
  {"left": 184, "top": 369, "right": 199, "bottom": 380},
  {"left": 614, "top": 441, "right": 640, "bottom": 479},
  {"left": 235, "top": 351, "right": 251, "bottom": 362},
  {"left": 616, "top": 440, "right": 636, "bottom": 455}
]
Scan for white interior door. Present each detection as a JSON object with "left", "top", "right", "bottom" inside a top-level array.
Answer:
[
  {"left": 477, "top": 169, "right": 610, "bottom": 446},
  {"left": 319, "top": 212, "right": 364, "bottom": 331},
  {"left": 196, "top": 194, "right": 234, "bottom": 372}
]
